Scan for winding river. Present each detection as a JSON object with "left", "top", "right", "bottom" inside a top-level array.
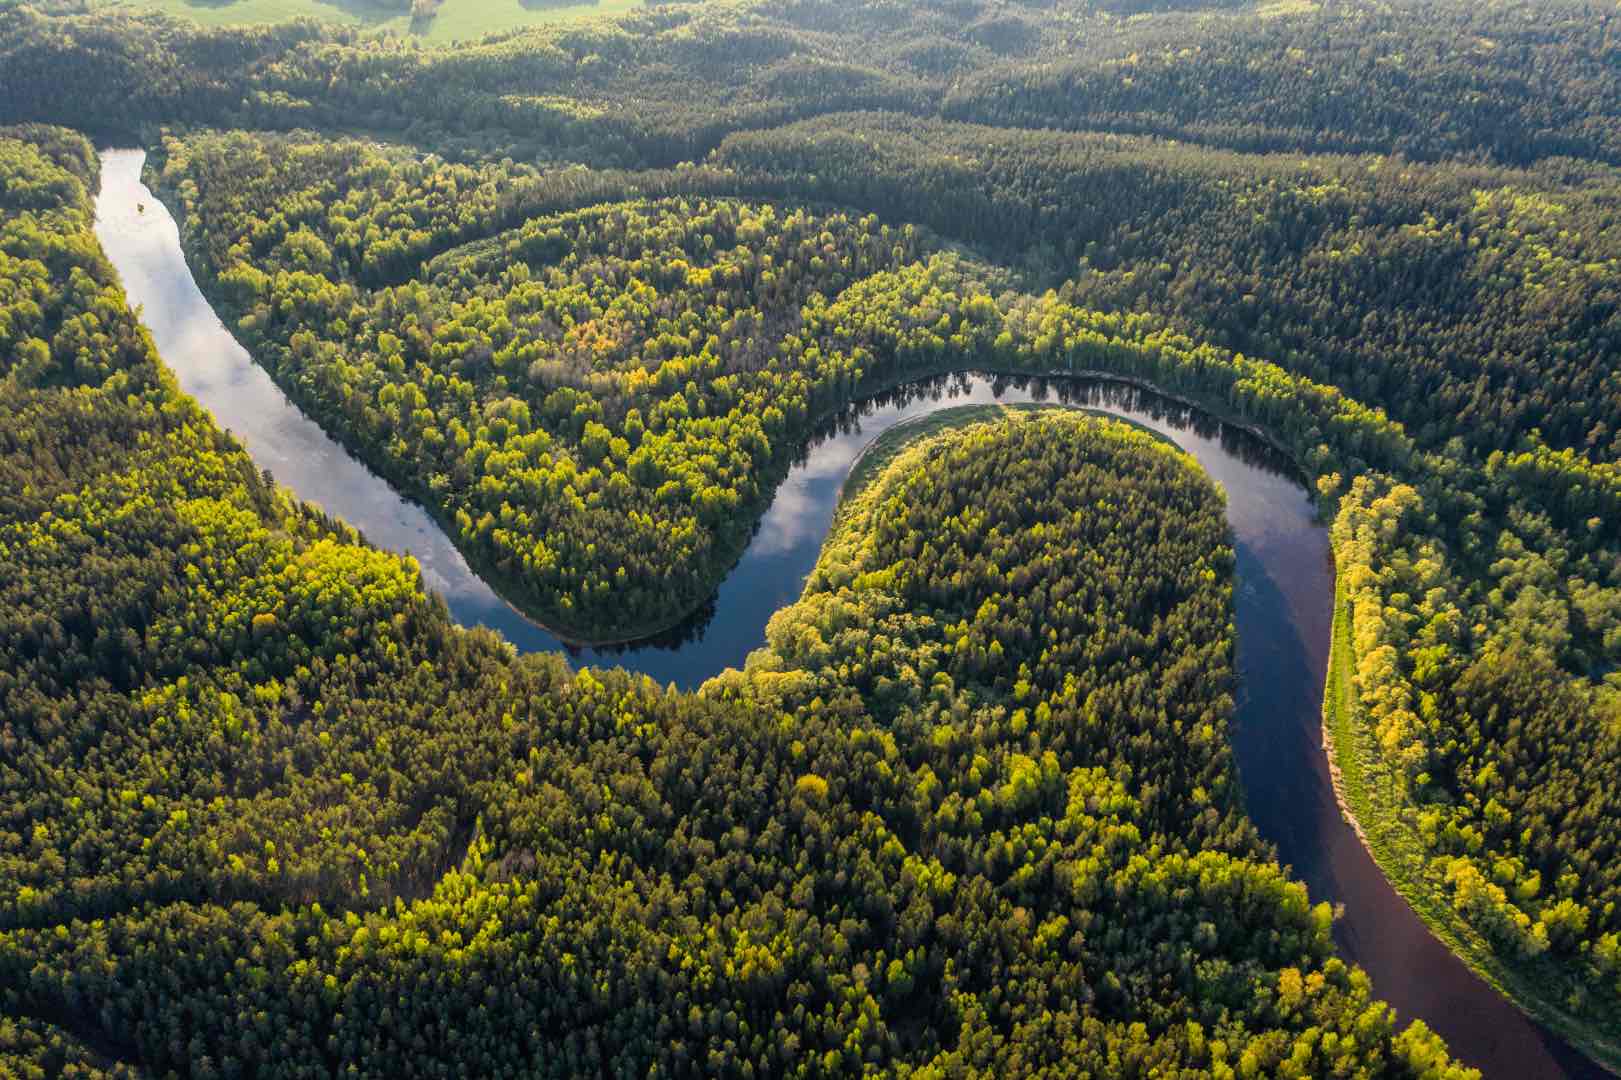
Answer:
[{"left": 94, "top": 148, "right": 1605, "bottom": 1078}]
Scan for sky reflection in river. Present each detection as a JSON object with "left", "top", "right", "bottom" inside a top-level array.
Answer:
[{"left": 94, "top": 147, "right": 1608, "bottom": 1079}]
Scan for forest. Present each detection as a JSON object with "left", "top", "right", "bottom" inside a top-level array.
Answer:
[
  {"left": 5, "top": 0, "right": 1621, "bottom": 169},
  {"left": 2, "top": 0, "right": 1620, "bottom": 1074},
  {"left": 0, "top": 129, "right": 1476, "bottom": 1076}
]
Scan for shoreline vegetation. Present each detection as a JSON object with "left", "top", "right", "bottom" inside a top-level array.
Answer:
[
  {"left": 7, "top": 0, "right": 1621, "bottom": 1070},
  {"left": 836, "top": 402, "right": 1183, "bottom": 526},
  {"left": 804, "top": 406, "right": 1213, "bottom": 604},
  {"left": 138, "top": 131, "right": 1621, "bottom": 1070},
  {"left": 2, "top": 135, "right": 1481, "bottom": 1073},
  {"left": 1324, "top": 582, "right": 1621, "bottom": 1075}
]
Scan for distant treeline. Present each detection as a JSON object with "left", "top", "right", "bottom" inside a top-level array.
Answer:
[
  {"left": 0, "top": 0, "right": 1620, "bottom": 1069},
  {"left": 3, "top": 0, "right": 1621, "bottom": 167}
]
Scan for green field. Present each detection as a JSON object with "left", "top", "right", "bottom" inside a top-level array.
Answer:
[{"left": 97, "top": 0, "right": 643, "bottom": 42}]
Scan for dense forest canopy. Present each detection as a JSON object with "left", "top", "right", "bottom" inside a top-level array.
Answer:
[
  {"left": 0, "top": 130, "right": 1475, "bottom": 1075},
  {"left": 714, "top": 112, "right": 1621, "bottom": 460},
  {"left": 2, "top": 0, "right": 1621, "bottom": 1072},
  {"left": 4, "top": 0, "right": 1621, "bottom": 168}
]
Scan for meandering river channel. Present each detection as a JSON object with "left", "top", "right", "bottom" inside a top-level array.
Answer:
[{"left": 94, "top": 147, "right": 1605, "bottom": 1078}]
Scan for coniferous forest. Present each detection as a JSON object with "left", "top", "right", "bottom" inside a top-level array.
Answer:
[{"left": 2, "top": 0, "right": 1621, "bottom": 1075}]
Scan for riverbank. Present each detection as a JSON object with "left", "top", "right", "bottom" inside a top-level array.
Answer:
[
  {"left": 836, "top": 401, "right": 1178, "bottom": 519},
  {"left": 1324, "top": 581, "right": 1621, "bottom": 1076},
  {"left": 98, "top": 145, "right": 1612, "bottom": 1076}
]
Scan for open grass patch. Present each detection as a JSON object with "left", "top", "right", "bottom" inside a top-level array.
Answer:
[{"left": 94, "top": 0, "right": 645, "bottom": 43}]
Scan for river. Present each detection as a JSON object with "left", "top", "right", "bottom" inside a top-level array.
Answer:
[{"left": 93, "top": 147, "right": 1605, "bottom": 1078}]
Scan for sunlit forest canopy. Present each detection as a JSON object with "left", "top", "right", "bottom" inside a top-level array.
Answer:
[
  {"left": 2, "top": 0, "right": 1621, "bottom": 1072},
  {"left": 0, "top": 138, "right": 1474, "bottom": 1071}
]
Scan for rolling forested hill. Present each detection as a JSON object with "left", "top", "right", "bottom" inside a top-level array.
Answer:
[
  {"left": 0, "top": 129, "right": 1476, "bottom": 1075},
  {"left": 1, "top": 0, "right": 1620, "bottom": 1073}
]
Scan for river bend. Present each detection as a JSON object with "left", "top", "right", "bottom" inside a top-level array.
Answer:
[{"left": 93, "top": 147, "right": 1603, "bottom": 1078}]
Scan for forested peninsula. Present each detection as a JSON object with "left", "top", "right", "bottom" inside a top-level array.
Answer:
[
  {"left": 2, "top": 0, "right": 1620, "bottom": 1074},
  {"left": 1, "top": 134, "right": 1476, "bottom": 1074}
]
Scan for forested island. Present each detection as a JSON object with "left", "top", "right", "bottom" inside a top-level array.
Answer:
[{"left": 2, "top": 0, "right": 1621, "bottom": 1075}]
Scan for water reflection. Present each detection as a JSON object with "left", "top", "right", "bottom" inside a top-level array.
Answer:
[
  {"left": 565, "top": 367, "right": 1305, "bottom": 686},
  {"left": 580, "top": 595, "right": 718, "bottom": 657},
  {"left": 94, "top": 147, "right": 1607, "bottom": 1079}
]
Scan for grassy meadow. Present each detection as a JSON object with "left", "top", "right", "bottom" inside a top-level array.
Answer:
[{"left": 97, "top": 0, "right": 644, "bottom": 42}]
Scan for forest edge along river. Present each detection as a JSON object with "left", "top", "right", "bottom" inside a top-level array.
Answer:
[
  {"left": 93, "top": 144, "right": 1605, "bottom": 1080},
  {"left": 93, "top": 147, "right": 1607, "bottom": 1079}
]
